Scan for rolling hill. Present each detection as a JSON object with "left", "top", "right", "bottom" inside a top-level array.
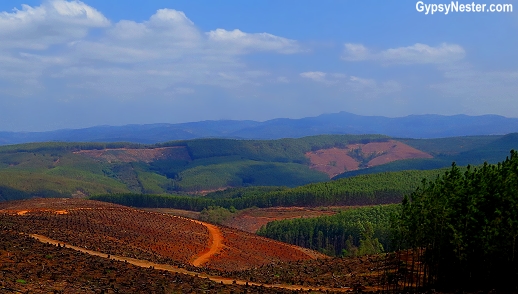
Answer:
[
  {"left": 0, "top": 198, "right": 325, "bottom": 271},
  {"left": 0, "top": 198, "right": 390, "bottom": 292},
  {"left": 333, "top": 133, "right": 518, "bottom": 179},
  {"left": 0, "top": 133, "right": 516, "bottom": 201}
]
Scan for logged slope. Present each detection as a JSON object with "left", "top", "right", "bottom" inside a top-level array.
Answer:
[
  {"left": 2, "top": 228, "right": 368, "bottom": 293},
  {"left": 0, "top": 198, "right": 324, "bottom": 271},
  {"left": 306, "top": 140, "right": 432, "bottom": 177},
  {"left": 334, "top": 132, "right": 518, "bottom": 179},
  {"left": 0, "top": 229, "right": 295, "bottom": 293},
  {"left": 75, "top": 146, "right": 191, "bottom": 162}
]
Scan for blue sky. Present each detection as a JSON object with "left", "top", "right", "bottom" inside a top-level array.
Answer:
[{"left": 0, "top": 0, "right": 516, "bottom": 131}]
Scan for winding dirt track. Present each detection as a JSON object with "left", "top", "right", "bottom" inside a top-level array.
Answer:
[
  {"left": 29, "top": 234, "right": 353, "bottom": 292},
  {"left": 190, "top": 220, "right": 224, "bottom": 266}
]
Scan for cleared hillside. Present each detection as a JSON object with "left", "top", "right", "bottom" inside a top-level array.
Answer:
[
  {"left": 306, "top": 139, "right": 432, "bottom": 177},
  {"left": 0, "top": 198, "right": 324, "bottom": 271}
]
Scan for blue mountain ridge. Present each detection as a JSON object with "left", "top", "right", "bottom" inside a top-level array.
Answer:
[{"left": 1, "top": 112, "right": 517, "bottom": 145}]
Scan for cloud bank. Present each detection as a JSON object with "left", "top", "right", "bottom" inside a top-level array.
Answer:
[
  {"left": 0, "top": 0, "right": 302, "bottom": 98},
  {"left": 342, "top": 43, "right": 466, "bottom": 64}
]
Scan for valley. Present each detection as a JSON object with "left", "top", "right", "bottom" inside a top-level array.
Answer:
[
  {"left": 0, "top": 132, "right": 517, "bottom": 292},
  {"left": 0, "top": 133, "right": 516, "bottom": 200}
]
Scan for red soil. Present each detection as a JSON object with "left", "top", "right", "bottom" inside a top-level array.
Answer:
[
  {"left": 306, "top": 140, "right": 433, "bottom": 177},
  {"left": 223, "top": 207, "right": 341, "bottom": 233},
  {"left": 0, "top": 198, "right": 325, "bottom": 272},
  {"left": 364, "top": 141, "right": 432, "bottom": 166},
  {"left": 74, "top": 146, "right": 191, "bottom": 163},
  {"left": 205, "top": 225, "right": 328, "bottom": 271},
  {"left": 190, "top": 220, "right": 224, "bottom": 266},
  {"left": 305, "top": 148, "right": 360, "bottom": 178},
  {"left": 27, "top": 233, "right": 352, "bottom": 292}
]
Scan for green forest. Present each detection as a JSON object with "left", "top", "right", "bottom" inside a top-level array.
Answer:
[
  {"left": 257, "top": 150, "right": 518, "bottom": 291},
  {"left": 90, "top": 168, "right": 446, "bottom": 210},
  {"left": 257, "top": 205, "right": 399, "bottom": 256},
  {"left": 0, "top": 135, "right": 390, "bottom": 199},
  {"left": 392, "top": 150, "right": 518, "bottom": 290},
  {"left": 0, "top": 133, "right": 516, "bottom": 202}
]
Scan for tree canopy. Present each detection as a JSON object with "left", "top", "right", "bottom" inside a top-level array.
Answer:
[{"left": 394, "top": 150, "right": 518, "bottom": 290}]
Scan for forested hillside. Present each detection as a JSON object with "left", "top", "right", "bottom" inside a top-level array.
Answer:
[
  {"left": 0, "top": 135, "right": 391, "bottom": 199},
  {"left": 90, "top": 168, "right": 447, "bottom": 210},
  {"left": 0, "top": 133, "right": 516, "bottom": 201},
  {"left": 393, "top": 150, "right": 518, "bottom": 290},
  {"left": 254, "top": 151, "right": 518, "bottom": 290},
  {"left": 257, "top": 205, "right": 399, "bottom": 256}
]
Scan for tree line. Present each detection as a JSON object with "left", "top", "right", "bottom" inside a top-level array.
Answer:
[
  {"left": 257, "top": 205, "right": 398, "bottom": 256},
  {"left": 393, "top": 150, "right": 518, "bottom": 290},
  {"left": 90, "top": 168, "right": 445, "bottom": 210}
]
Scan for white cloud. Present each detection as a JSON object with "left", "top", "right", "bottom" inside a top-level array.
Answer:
[
  {"left": 342, "top": 43, "right": 465, "bottom": 64},
  {"left": 431, "top": 64, "right": 518, "bottom": 116},
  {"left": 341, "top": 44, "right": 370, "bottom": 61},
  {"left": 300, "top": 71, "right": 401, "bottom": 96},
  {"left": 0, "top": 1, "right": 304, "bottom": 99},
  {"left": 207, "top": 29, "right": 301, "bottom": 54},
  {"left": 0, "top": 0, "right": 109, "bottom": 50},
  {"left": 300, "top": 71, "right": 328, "bottom": 83},
  {"left": 276, "top": 76, "right": 289, "bottom": 83}
]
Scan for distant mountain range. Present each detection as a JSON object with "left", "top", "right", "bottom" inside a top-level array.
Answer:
[{"left": 1, "top": 112, "right": 518, "bottom": 145}]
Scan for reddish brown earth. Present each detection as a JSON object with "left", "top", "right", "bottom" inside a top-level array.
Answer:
[
  {"left": 306, "top": 140, "right": 433, "bottom": 178},
  {"left": 143, "top": 207, "right": 201, "bottom": 219},
  {"left": 363, "top": 141, "right": 432, "bottom": 166},
  {"left": 223, "top": 206, "right": 345, "bottom": 233},
  {"left": 146, "top": 206, "right": 352, "bottom": 234},
  {"left": 74, "top": 146, "right": 191, "bottom": 163},
  {"left": 0, "top": 198, "right": 324, "bottom": 272},
  {"left": 305, "top": 148, "right": 360, "bottom": 178},
  {"left": 190, "top": 220, "right": 224, "bottom": 267},
  {"left": 205, "top": 225, "right": 328, "bottom": 271},
  {"left": 0, "top": 199, "right": 401, "bottom": 292},
  {"left": 2, "top": 229, "right": 351, "bottom": 293}
]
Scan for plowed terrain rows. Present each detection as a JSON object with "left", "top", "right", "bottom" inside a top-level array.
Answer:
[
  {"left": 27, "top": 233, "right": 355, "bottom": 292},
  {"left": 0, "top": 198, "right": 322, "bottom": 271},
  {"left": 1, "top": 200, "right": 208, "bottom": 266},
  {"left": 0, "top": 229, "right": 333, "bottom": 293},
  {"left": 206, "top": 226, "right": 328, "bottom": 271}
]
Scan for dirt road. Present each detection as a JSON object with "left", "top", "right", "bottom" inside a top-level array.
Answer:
[
  {"left": 190, "top": 220, "right": 224, "bottom": 266},
  {"left": 30, "top": 234, "right": 353, "bottom": 292}
]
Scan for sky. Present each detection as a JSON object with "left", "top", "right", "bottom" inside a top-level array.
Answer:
[{"left": 0, "top": 0, "right": 517, "bottom": 131}]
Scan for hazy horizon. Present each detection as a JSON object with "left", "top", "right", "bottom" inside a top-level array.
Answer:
[
  {"left": 1, "top": 0, "right": 516, "bottom": 132},
  {"left": 1, "top": 111, "right": 516, "bottom": 134}
]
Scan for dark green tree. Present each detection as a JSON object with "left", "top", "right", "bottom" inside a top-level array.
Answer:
[{"left": 394, "top": 150, "right": 518, "bottom": 291}]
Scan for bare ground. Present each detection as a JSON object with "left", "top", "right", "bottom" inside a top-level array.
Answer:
[{"left": 306, "top": 140, "right": 433, "bottom": 177}]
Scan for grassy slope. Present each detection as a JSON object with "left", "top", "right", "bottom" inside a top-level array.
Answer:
[
  {"left": 0, "top": 135, "right": 387, "bottom": 198},
  {"left": 0, "top": 133, "right": 516, "bottom": 199}
]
